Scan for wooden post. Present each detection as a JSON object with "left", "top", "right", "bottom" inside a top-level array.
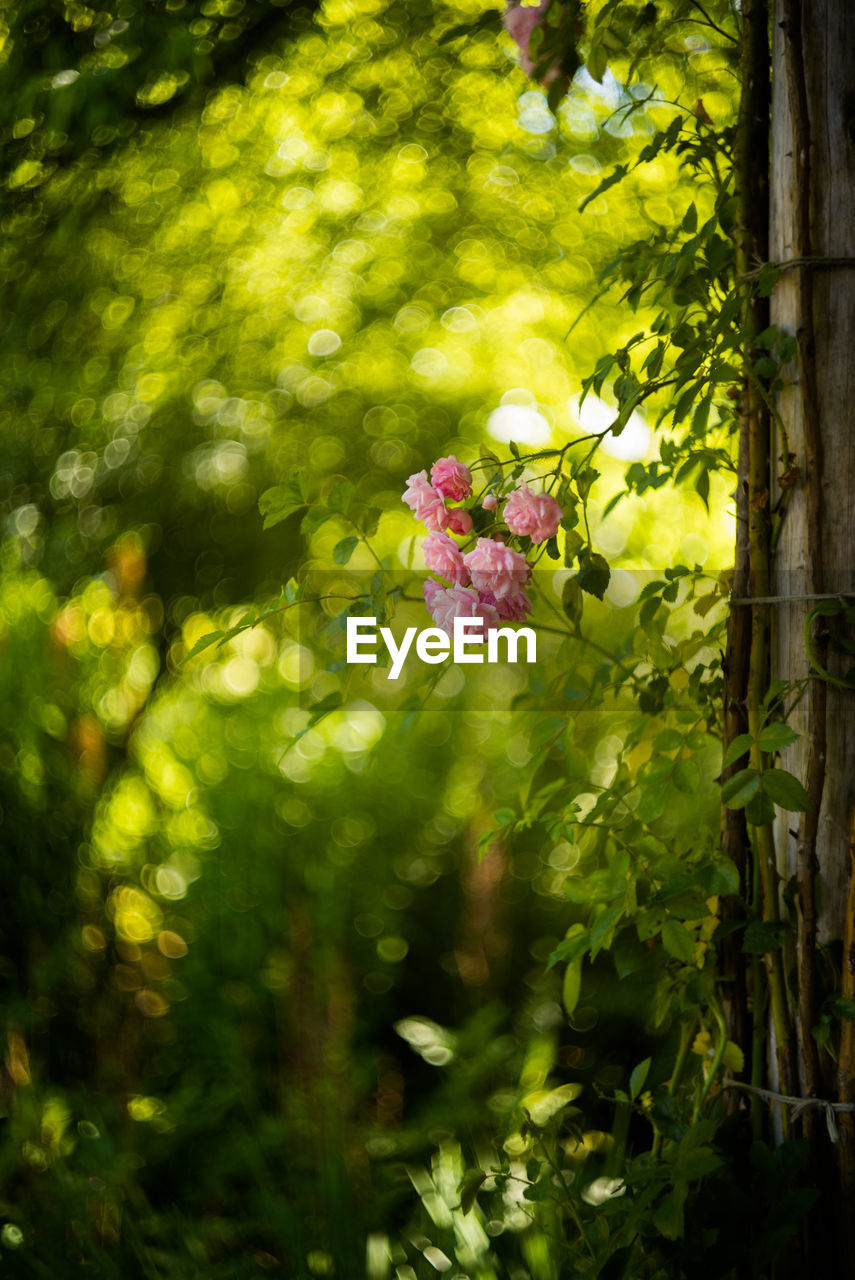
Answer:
[
  {"left": 771, "top": 4, "right": 855, "bottom": 944},
  {"left": 769, "top": 0, "right": 855, "bottom": 1257}
]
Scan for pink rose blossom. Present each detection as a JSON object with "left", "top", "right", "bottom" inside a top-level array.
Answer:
[
  {"left": 423, "top": 532, "right": 469, "bottom": 586},
  {"left": 463, "top": 537, "right": 531, "bottom": 600},
  {"left": 430, "top": 455, "right": 472, "bottom": 502},
  {"left": 502, "top": 1, "right": 561, "bottom": 84},
  {"left": 482, "top": 586, "right": 533, "bottom": 622},
  {"left": 423, "top": 506, "right": 450, "bottom": 534},
  {"left": 503, "top": 484, "right": 563, "bottom": 543},
  {"left": 446, "top": 507, "right": 473, "bottom": 536},
  {"left": 402, "top": 470, "right": 449, "bottom": 532},
  {"left": 423, "top": 578, "right": 445, "bottom": 613},
  {"left": 424, "top": 582, "right": 499, "bottom": 639},
  {"left": 482, "top": 493, "right": 498, "bottom": 512}
]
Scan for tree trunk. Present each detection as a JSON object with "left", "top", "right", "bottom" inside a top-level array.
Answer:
[{"left": 768, "top": 0, "right": 855, "bottom": 1253}]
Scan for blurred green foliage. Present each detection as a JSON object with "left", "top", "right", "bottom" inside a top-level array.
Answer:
[
  {"left": 0, "top": 0, "right": 322, "bottom": 199},
  {"left": 0, "top": 0, "right": 816, "bottom": 1276}
]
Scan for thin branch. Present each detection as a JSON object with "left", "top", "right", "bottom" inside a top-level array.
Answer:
[
  {"left": 781, "top": 0, "right": 825, "bottom": 1150},
  {"left": 688, "top": 0, "right": 739, "bottom": 43}
]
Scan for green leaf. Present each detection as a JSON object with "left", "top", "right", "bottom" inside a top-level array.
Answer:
[
  {"left": 723, "top": 733, "right": 754, "bottom": 768},
  {"left": 590, "top": 903, "right": 623, "bottom": 956},
  {"left": 438, "top": 11, "right": 497, "bottom": 44},
  {"left": 639, "top": 595, "right": 661, "bottom": 633},
  {"left": 562, "top": 576, "right": 583, "bottom": 624},
  {"left": 697, "top": 857, "right": 740, "bottom": 897},
  {"left": 654, "top": 872, "right": 695, "bottom": 901},
  {"left": 459, "top": 1169, "right": 487, "bottom": 1215},
  {"left": 757, "top": 264, "right": 781, "bottom": 296},
  {"left": 679, "top": 1118, "right": 716, "bottom": 1153},
  {"left": 360, "top": 507, "right": 382, "bottom": 537},
  {"left": 762, "top": 768, "right": 810, "bottom": 812},
  {"left": 479, "top": 450, "right": 503, "bottom": 485},
  {"left": 712, "top": 918, "right": 746, "bottom": 943},
  {"left": 653, "top": 1182, "right": 687, "bottom": 1240},
  {"left": 745, "top": 791, "right": 775, "bottom": 827},
  {"left": 369, "top": 570, "right": 387, "bottom": 625},
  {"left": 665, "top": 890, "right": 711, "bottom": 921},
  {"left": 183, "top": 630, "right": 224, "bottom": 660},
  {"left": 576, "top": 466, "right": 599, "bottom": 499},
  {"left": 564, "top": 877, "right": 595, "bottom": 904},
  {"left": 577, "top": 552, "right": 610, "bottom": 600},
  {"left": 612, "top": 928, "right": 648, "bottom": 979},
  {"left": 548, "top": 926, "right": 590, "bottom": 969},
  {"left": 661, "top": 919, "right": 695, "bottom": 963},
  {"left": 562, "top": 673, "right": 589, "bottom": 701},
  {"left": 826, "top": 996, "right": 855, "bottom": 1021},
  {"left": 636, "top": 909, "right": 666, "bottom": 942},
  {"left": 629, "top": 1056, "right": 651, "bottom": 1100},
  {"left": 493, "top": 808, "right": 516, "bottom": 826},
  {"left": 811, "top": 599, "right": 843, "bottom": 618},
  {"left": 529, "top": 717, "right": 564, "bottom": 752},
  {"left": 586, "top": 42, "right": 608, "bottom": 83},
  {"left": 742, "top": 920, "right": 788, "bottom": 954},
  {"left": 721, "top": 768, "right": 760, "bottom": 809},
  {"left": 307, "top": 692, "right": 343, "bottom": 727},
  {"left": 673, "top": 759, "right": 700, "bottom": 795},
  {"left": 672, "top": 384, "right": 697, "bottom": 426},
  {"left": 563, "top": 528, "right": 584, "bottom": 565},
  {"left": 301, "top": 505, "right": 333, "bottom": 538},
  {"left": 757, "top": 723, "right": 799, "bottom": 753},
  {"left": 258, "top": 484, "right": 306, "bottom": 530},
  {"left": 692, "top": 397, "right": 710, "bottom": 438},
  {"left": 579, "top": 164, "right": 628, "bottom": 214},
  {"left": 523, "top": 1174, "right": 553, "bottom": 1202},
  {"left": 678, "top": 1147, "right": 722, "bottom": 1181},
  {"left": 327, "top": 478, "right": 356, "bottom": 513},
  {"left": 562, "top": 958, "right": 582, "bottom": 1018},
  {"left": 546, "top": 74, "right": 569, "bottom": 115},
  {"left": 754, "top": 355, "right": 778, "bottom": 379},
  {"left": 332, "top": 536, "right": 358, "bottom": 565},
  {"left": 636, "top": 781, "right": 668, "bottom": 824}
]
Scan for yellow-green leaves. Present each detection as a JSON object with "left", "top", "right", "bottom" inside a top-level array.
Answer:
[
  {"left": 629, "top": 1056, "right": 651, "bottom": 1100},
  {"left": 660, "top": 919, "right": 695, "bottom": 964},
  {"left": 562, "top": 954, "right": 582, "bottom": 1017},
  {"left": 522, "top": 1082, "right": 583, "bottom": 1126}
]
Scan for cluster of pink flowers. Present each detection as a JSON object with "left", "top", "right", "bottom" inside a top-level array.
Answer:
[
  {"left": 402, "top": 455, "right": 563, "bottom": 639},
  {"left": 402, "top": 458, "right": 475, "bottom": 535},
  {"left": 503, "top": 483, "right": 563, "bottom": 543}
]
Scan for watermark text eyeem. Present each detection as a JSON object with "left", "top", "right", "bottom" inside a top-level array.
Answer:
[{"left": 346, "top": 616, "right": 536, "bottom": 680}]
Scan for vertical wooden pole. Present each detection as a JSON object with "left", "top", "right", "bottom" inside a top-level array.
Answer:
[{"left": 770, "top": 0, "right": 855, "bottom": 1263}]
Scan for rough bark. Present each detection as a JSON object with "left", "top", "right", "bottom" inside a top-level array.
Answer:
[
  {"left": 770, "top": 2, "right": 855, "bottom": 961},
  {"left": 769, "top": 0, "right": 855, "bottom": 1257}
]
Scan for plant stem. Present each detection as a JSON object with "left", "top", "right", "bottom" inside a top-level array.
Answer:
[
  {"left": 780, "top": 0, "right": 825, "bottom": 1153},
  {"left": 668, "top": 1015, "right": 697, "bottom": 1098},
  {"left": 696, "top": 1000, "right": 729, "bottom": 1116},
  {"left": 837, "top": 802, "right": 855, "bottom": 1256}
]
